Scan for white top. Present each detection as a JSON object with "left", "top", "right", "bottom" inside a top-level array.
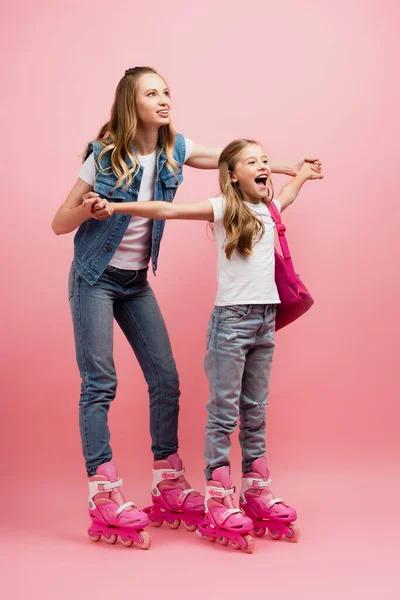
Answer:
[
  {"left": 208, "top": 196, "right": 281, "bottom": 306},
  {"left": 79, "top": 138, "right": 194, "bottom": 269}
]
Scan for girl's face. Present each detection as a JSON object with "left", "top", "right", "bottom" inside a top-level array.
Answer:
[
  {"left": 135, "top": 73, "right": 171, "bottom": 127},
  {"left": 230, "top": 144, "right": 271, "bottom": 202}
]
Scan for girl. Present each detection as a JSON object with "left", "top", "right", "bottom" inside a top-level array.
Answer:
[
  {"left": 91, "top": 138, "right": 323, "bottom": 553},
  {"left": 52, "top": 65, "right": 322, "bottom": 548}
]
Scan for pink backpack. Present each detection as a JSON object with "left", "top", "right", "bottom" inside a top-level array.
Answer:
[{"left": 268, "top": 202, "right": 314, "bottom": 330}]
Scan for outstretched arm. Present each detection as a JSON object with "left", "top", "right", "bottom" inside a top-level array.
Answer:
[
  {"left": 88, "top": 198, "right": 214, "bottom": 222},
  {"left": 185, "top": 143, "right": 322, "bottom": 176}
]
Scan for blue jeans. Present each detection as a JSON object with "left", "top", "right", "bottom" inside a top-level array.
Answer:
[
  {"left": 69, "top": 264, "right": 180, "bottom": 476},
  {"left": 204, "top": 304, "right": 277, "bottom": 480}
]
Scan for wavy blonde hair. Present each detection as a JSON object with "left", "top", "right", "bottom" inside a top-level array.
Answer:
[
  {"left": 219, "top": 139, "right": 274, "bottom": 260},
  {"left": 93, "top": 67, "right": 179, "bottom": 189}
]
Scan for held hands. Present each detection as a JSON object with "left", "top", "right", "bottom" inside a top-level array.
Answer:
[
  {"left": 82, "top": 192, "right": 114, "bottom": 220},
  {"left": 298, "top": 161, "right": 324, "bottom": 181},
  {"left": 293, "top": 157, "right": 322, "bottom": 177}
]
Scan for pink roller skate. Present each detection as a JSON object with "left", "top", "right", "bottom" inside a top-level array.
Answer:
[
  {"left": 239, "top": 457, "right": 299, "bottom": 542},
  {"left": 143, "top": 453, "right": 205, "bottom": 532},
  {"left": 197, "top": 466, "right": 254, "bottom": 553},
  {"left": 87, "top": 460, "right": 151, "bottom": 549}
]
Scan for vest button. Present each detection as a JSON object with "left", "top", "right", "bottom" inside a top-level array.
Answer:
[
  {"left": 108, "top": 191, "right": 113, "bottom": 196},
  {"left": 88, "top": 275, "right": 94, "bottom": 280},
  {"left": 122, "top": 216, "right": 127, "bottom": 221},
  {"left": 107, "top": 247, "right": 112, "bottom": 253}
]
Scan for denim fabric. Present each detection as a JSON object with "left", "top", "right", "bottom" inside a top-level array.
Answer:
[{"left": 204, "top": 304, "right": 277, "bottom": 479}]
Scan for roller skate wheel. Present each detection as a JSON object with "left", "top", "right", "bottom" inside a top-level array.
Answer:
[
  {"left": 120, "top": 537, "right": 133, "bottom": 547},
  {"left": 230, "top": 540, "right": 241, "bottom": 550},
  {"left": 218, "top": 535, "right": 229, "bottom": 546},
  {"left": 253, "top": 527, "right": 266, "bottom": 538},
  {"left": 167, "top": 519, "right": 181, "bottom": 529},
  {"left": 269, "top": 529, "right": 282, "bottom": 541},
  {"left": 150, "top": 518, "right": 163, "bottom": 528},
  {"left": 104, "top": 533, "right": 118, "bottom": 545},
  {"left": 183, "top": 521, "right": 197, "bottom": 532},
  {"left": 88, "top": 531, "right": 101, "bottom": 543},
  {"left": 134, "top": 530, "right": 151, "bottom": 550},
  {"left": 285, "top": 524, "right": 300, "bottom": 543},
  {"left": 243, "top": 534, "right": 255, "bottom": 554}
]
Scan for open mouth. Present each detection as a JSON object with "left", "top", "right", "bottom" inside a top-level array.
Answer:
[
  {"left": 157, "top": 110, "right": 169, "bottom": 117},
  {"left": 254, "top": 175, "right": 268, "bottom": 189}
]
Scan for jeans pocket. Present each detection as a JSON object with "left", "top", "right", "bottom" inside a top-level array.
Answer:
[
  {"left": 220, "top": 305, "right": 250, "bottom": 324},
  {"left": 68, "top": 264, "right": 76, "bottom": 301}
]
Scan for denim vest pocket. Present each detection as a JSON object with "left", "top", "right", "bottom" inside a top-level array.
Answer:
[{"left": 162, "top": 171, "right": 183, "bottom": 201}]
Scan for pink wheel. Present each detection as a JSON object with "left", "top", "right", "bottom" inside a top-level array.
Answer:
[
  {"left": 135, "top": 530, "right": 151, "bottom": 550},
  {"left": 167, "top": 519, "right": 181, "bottom": 529},
  {"left": 88, "top": 531, "right": 101, "bottom": 542},
  {"left": 218, "top": 535, "right": 229, "bottom": 546},
  {"left": 104, "top": 533, "right": 118, "bottom": 545},
  {"left": 269, "top": 529, "right": 282, "bottom": 541},
  {"left": 285, "top": 524, "right": 300, "bottom": 543},
  {"left": 120, "top": 537, "right": 133, "bottom": 547},
  {"left": 183, "top": 521, "right": 197, "bottom": 532},
  {"left": 243, "top": 534, "right": 255, "bottom": 554},
  {"left": 150, "top": 518, "right": 163, "bottom": 528},
  {"left": 230, "top": 540, "right": 241, "bottom": 550},
  {"left": 253, "top": 527, "right": 266, "bottom": 538}
]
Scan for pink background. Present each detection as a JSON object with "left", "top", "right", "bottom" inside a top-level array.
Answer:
[{"left": 2, "top": 1, "right": 399, "bottom": 598}]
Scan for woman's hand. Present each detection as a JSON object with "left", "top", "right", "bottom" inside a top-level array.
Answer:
[
  {"left": 293, "top": 157, "right": 322, "bottom": 176},
  {"left": 299, "top": 161, "right": 324, "bottom": 180},
  {"left": 82, "top": 194, "right": 114, "bottom": 220}
]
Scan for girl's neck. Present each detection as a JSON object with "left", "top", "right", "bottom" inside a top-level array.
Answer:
[
  {"left": 133, "top": 125, "right": 160, "bottom": 156},
  {"left": 243, "top": 194, "right": 262, "bottom": 205}
]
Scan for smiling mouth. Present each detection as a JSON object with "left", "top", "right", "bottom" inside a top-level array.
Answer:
[
  {"left": 255, "top": 175, "right": 268, "bottom": 187},
  {"left": 157, "top": 110, "right": 169, "bottom": 116}
]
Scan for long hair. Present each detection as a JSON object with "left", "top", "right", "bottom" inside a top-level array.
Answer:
[
  {"left": 93, "top": 67, "right": 179, "bottom": 189},
  {"left": 218, "top": 139, "right": 274, "bottom": 260}
]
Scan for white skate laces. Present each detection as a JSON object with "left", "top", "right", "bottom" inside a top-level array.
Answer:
[
  {"left": 205, "top": 485, "right": 243, "bottom": 523},
  {"left": 152, "top": 468, "right": 197, "bottom": 505},
  {"left": 240, "top": 477, "right": 283, "bottom": 508},
  {"left": 88, "top": 478, "right": 137, "bottom": 513}
]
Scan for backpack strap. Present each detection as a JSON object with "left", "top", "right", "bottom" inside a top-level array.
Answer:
[{"left": 267, "top": 201, "right": 298, "bottom": 289}]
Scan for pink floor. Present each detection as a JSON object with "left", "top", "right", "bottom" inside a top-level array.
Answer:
[{"left": 6, "top": 459, "right": 398, "bottom": 599}]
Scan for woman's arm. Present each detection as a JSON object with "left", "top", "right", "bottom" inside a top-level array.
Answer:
[
  {"left": 51, "top": 179, "right": 100, "bottom": 234},
  {"left": 276, "top": 163, "right": 323, "bottom": 211},
  {"left": 91, "top": 198, "right": 214, "bottom": 222},
  {"left": 185, "top": 144, "right": 322, "bottom": 176}
]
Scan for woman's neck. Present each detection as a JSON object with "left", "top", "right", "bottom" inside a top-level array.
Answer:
[{"left": 133, "top": 125, "right": 160, "bottom": 156}]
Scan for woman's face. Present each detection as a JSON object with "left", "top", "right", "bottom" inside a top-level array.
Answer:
[{"left": 135, "top": 73, "right": 171, "bottom": 127}]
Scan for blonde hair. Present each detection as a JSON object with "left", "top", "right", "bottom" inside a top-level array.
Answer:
[
  {"left": 93, "top": 67, "right": 179, "bottom": 189},
  {"left": 219, "top": 139, "right": 274, "bottom": 260}
]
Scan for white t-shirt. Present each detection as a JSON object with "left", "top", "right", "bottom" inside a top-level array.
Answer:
[
  {"left": 208, "top": 196, "right": 281, "bottom": 306},
  {"left": 79, "top": 138, "right": 194, "bottom": 269}
]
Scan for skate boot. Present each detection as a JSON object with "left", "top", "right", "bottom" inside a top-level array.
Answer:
[
  {"left": 197, "top": 466, "right": 254, "bottom": 553},
  {"left": 143, "top": 453, "right": 205, "bottom": 532},
  {"left": 239, "top": 457, "right": 299, "bottom": 542},
  {"left": 87, "top": 460, "right": 151, "bottom": 549}
]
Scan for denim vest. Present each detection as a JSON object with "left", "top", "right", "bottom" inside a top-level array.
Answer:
[{"left": 73, "top": 134, "right": 186, "bottom": 284}]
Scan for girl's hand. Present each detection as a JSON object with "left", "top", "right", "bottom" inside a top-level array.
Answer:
[
  {"left": 91, "top": 199, "right": 114, "bottom": 220},
  {"left": 299, "top": 162, "right": 324, "bottom": 180},
  {"left": 82, "top": 192, "right": 101, "bottom": 216},
  {"left": 294, "top": 156, "right": 322, "bottom": 176}
]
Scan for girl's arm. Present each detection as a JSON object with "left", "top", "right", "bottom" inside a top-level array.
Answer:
[
  {"left": 90, "top": 198, "right": 214, "bottom": 222},
  {"left": 185, "top": 143, "right": 322, "bottom": 176},
  {"left": 276, "top": 163, "right": 324, "bottom": 212},
  {"left": 51, "top": 179, "right": 100, "bottom": 234}
]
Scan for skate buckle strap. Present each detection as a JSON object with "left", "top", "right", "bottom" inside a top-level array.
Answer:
[
  {"left": 220, "top": 508, "right": 242, "bottom": 524},
  {"left": 207, "top": 485, "right": 235, "bottom": 499},
  {"left": 161, "top": 469, "right": 185, "bottom": 480},
  {"left": 268, "top": 497, "right": 283, "bottom": 508},
  {"left": 99, "top": 478, "right": 124, "bottom": 491},
  {"left": 116, "top": 501, "right": 136, "bottom": 516},
  {"left": 177, "top": 488, "right": 197, "bottom": 506},
  {"left": 251, "top": 477, "right": 272, "bottom": 489}
]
